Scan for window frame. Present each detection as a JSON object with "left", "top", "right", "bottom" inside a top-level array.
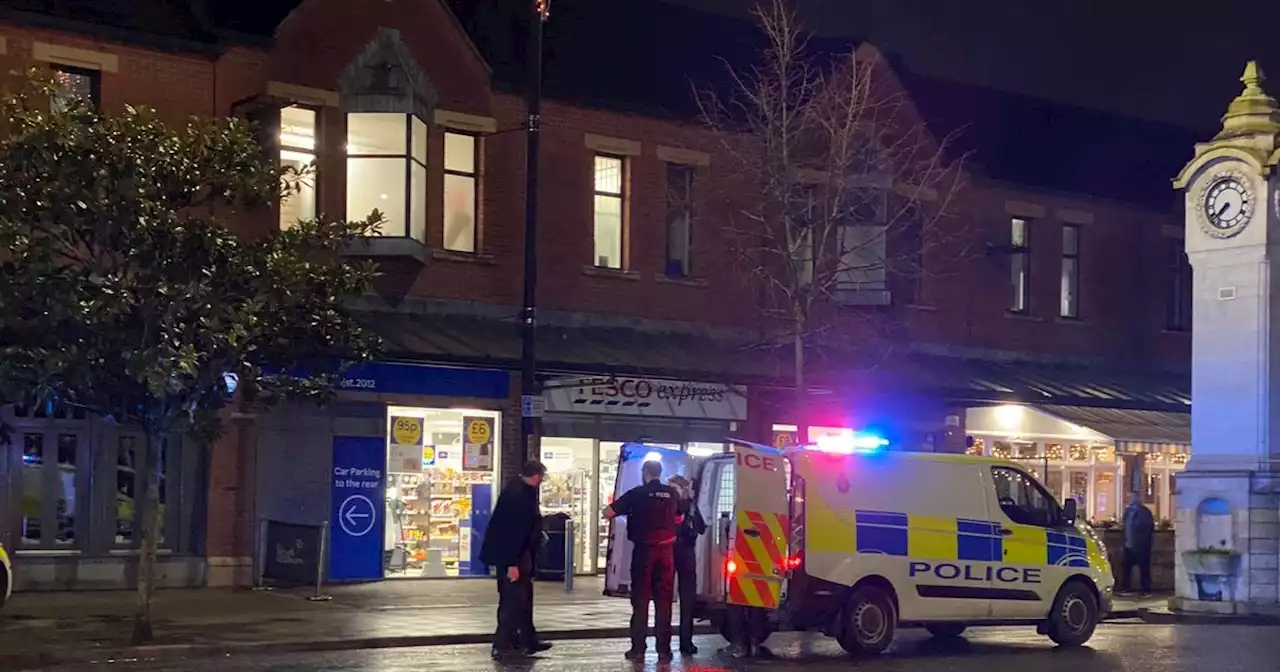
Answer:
[
  {"left": 1165, "top": 237, "right": 1192, "bottom": 331},
  {"left": 1059, "top": 224, "right": 1081, "bottom": 319},
  {"left": 1010, "top": 218, "right": 1031, "bottom": 314},
  {"left": 344, "top": 112, "right": 428, "bottom": 242},
  {"left": 279, "top": 104, "right": 320, "bottom": 231},
  {"left": 990, "top": 466, "right": 1064, "bottom": 529},
  {"left": 51, "top": 64, "right": 101, "bottom": 112},
  {"left": 442, "top": 130, "right": 480, "bottom": 253},
  {"left": 664, "top": 163, "right": 695, "bottom": 277},
  {"left": 592, "top": 153, "right": 627, "bottom": 269}
]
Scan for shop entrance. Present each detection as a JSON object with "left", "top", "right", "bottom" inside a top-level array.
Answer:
[{"left": 383, "top": 406, "right": 501, "bottom": 579}]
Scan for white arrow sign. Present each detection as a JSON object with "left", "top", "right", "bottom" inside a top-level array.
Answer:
[{"left": 338, "top": 494, "right": 377, "bottom": 537}]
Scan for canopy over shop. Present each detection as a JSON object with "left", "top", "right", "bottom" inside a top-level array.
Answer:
[{"left": 965, "top": 404, "right": 1190, "bottom": 523}]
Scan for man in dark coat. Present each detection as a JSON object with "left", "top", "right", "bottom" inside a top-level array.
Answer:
[
  {"left": 1122, "top": 491, "right": 1156, "bottom": 596},
  {"left": 480, "top": 460, "right": 552, "bottom": 658},
  {"left": 668, "top": 475, "right": 706, "bottom": 655}
]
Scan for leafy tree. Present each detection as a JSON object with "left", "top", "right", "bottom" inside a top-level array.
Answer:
[
  {"left": 698, "top": 0, "right": 967, "bottom": 439},
  {"left": 0, "top": 71, "right": 382, "bottom": 643}
]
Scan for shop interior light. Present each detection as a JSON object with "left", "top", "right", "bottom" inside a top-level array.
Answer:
[{"left": 643, "top": 451, "right": 663, "bottom": 463}]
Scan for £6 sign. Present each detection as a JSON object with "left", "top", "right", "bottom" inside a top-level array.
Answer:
[{"left": 545, "top": 375, "right": 747, "bottom": 420}]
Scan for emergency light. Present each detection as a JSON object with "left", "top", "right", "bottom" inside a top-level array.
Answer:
[{"left": 813, "top": 431, "right": 889, "bottom": 455}]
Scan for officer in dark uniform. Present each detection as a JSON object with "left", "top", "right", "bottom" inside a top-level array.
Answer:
[
  {"left": 668, "top": 475, "right": 706, "bottom": 655},
  {"left": 604, "top": 460, "right": 680, "bottom": 661}
]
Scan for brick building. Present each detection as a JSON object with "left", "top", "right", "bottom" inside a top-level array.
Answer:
[{"left": 0, "top": 0, "right": 1199, "bottom": 589}]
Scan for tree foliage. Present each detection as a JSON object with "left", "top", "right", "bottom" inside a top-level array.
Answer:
[{"left": 0, "top": 70, "right": 382, "bottom": 642}]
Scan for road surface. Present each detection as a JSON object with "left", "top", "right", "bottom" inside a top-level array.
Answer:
[{"left": 47, "top": 623, "right": 1280, "bottom": 671}]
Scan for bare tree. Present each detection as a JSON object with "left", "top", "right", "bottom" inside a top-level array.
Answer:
[{"left": 698, "top": 0, "right": 967, "bottom": 440}]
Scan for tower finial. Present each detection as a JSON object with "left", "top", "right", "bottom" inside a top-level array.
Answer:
[{"left": 1243, "top": 61, "right": 1267, "bottom": 96}]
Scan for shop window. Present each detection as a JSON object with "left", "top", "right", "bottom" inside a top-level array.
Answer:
[
  {"left": 346, "top": 113, "right": 427, "bottom": 242},
  {"left": 990, "top": 440, "right": 1013, "bottom": 460},
  {"left": 1045, "top": 443, "right": 1065, "bottom": 461},
  {"left": 541, "top": 437, "right": 597, "bottom": 573},
  {"left": 384, "top": 406, "right": 500, "bottom": 578},
  {"left": 113, "top": 434, "right": 176, "bottom": 549},
  {"left": 1068, "top": 444, "right": 1090, "bottom": 462},
  {"left": 1045, "top": 468, "right": 1064, "bottom": 502},
  {"left": 686, "top": 442, "right": 723, "bottom": 457},
  {"left": 665, "top": 163, "right": 694, "bottom": 277},
  {"left": 1060, "top": 224, "right": 1080, "bottom": 318},
  {"left": 1093, "top": 471, "right": 1116, "bottom": 521},
  {"left": 52, "top": 65, "right": 100, "bottom": 112},
  {"left": 1010, "top": 218, "right": 1030, "bottom": 313},
  {"left": 18, "top": 431, "right": 84, "bottom": 549},
  {"left": 443, "top": 132, "right": 479, "bottom": 252},
  {"left": 1013, "top": 441, "right": 1039, "bottom": 460},
  {"left": 593, "top": 155, "right": 625, "bottom": 269},
  {"left": 279, "top": 105, "right": 318, "bottom": 230}
]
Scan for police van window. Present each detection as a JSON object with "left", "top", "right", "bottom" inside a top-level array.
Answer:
[{"left": 991, "top": 467, "right": 1057, "bottom": 527}]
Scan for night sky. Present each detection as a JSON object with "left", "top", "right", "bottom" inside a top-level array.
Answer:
[{"left": 671, "top": 0, "right": 1280, "bottom": 131}]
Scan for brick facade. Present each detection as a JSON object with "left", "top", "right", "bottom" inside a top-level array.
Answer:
[{"left": 0, "top": 0, "right": 1194, "bottom": 580}]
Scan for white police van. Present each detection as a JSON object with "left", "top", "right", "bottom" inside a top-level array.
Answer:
[{"left": 604, "top": 437, "right": 1114, "bottom": 654}]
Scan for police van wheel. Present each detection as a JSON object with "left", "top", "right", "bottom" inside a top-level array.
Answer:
[
  {"left": 838, "top": 586, "right": 897, "bottom": 655},
  {"left": 925, "top": 623, "right": 966, "bottom": 639},
  {"left": 1046, "top": 580, "right": 1099, "bottom": 647}
]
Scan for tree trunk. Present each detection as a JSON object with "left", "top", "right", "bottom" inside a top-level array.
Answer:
[
  {"left": 792, "top": 326, "right": 807, "bottom": 443},
  {"left": 132, "top": 430, "right": 164, "bottom": 645}
]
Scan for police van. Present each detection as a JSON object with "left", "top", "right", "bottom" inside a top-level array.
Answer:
[{"left": 604, "top": 437, "right": 1113, "bottom": 654}]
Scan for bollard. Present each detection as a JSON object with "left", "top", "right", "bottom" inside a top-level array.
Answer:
[
  {"left": 308, "top": 521, "right": 333, "bottom": 602},
  {"left": 252, "top": 517, "right": 272, "bottom": 591},
  {"left": 564, "top": 519, "right": 575, "bottom": 592}
]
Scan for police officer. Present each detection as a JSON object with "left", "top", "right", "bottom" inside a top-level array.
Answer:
[
  {"left": 668, "top": 475, "right": 706, "bottom": 655},
  {"left": 604, "top": 460, "right": 680, "bottom": 661}
]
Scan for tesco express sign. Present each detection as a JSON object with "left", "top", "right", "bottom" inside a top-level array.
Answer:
[{"left": 545, "top": 375, "right": 748, "bottom": 420}]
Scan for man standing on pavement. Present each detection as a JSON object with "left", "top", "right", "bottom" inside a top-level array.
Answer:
[
  {"left": 480, "top": 460, "right": 553, "bottom": 658},
  {"left": 1122, "top": 491, "right": 1155, "bottom": 597},
  {"left": 667, "top": 475, "right": 705, "bottom": 655},
  {"left": 604, "top": 460, "right": 680, "bottom": 661}
]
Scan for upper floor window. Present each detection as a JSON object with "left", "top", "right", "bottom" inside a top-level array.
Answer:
[
  {"left": 443, "top": 132, "right": 479, "bottom": 253},
  {"left": 346, "top": 112, "right": 427, "bottom": 242},
  {"left": 1010, "top": 218, "right": 1030, "bottom": 313},
  {"left": 1060, "top": 224, "right": 1080, "bottom": 318},
  {"left": 279, "top": 106, "right": 317, "bottom": 230},
  {"left": 665, "top": 164, "right": 694, "bottom": 277},
  {"left": 51, "top": 65, "right": 100, "bottom": 112},
  {"left": 1165, "top": 237, "right": 1192, "bottom": 331},
  {"left": 992, "top": 467, "right": 1059, "bottom": 528},
  {"left": 593, "top": 155, "right": 625, "bottom": 269},
  {"left": 835, "top": 191, "right": 887, "bottom": 297},
  {"left": 900, "top": 205, "right": 924, "bottom": 304}
]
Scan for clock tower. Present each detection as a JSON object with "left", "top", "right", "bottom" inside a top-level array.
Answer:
[{"left": 1172, "top": 61, "right": 1280, "bottom": 612}]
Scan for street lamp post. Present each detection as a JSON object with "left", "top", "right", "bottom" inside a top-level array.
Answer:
[{"left": 520, "top": 0, "right": 551, "bottom": 462}]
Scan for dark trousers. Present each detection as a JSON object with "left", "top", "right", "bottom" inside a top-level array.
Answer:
[
  {"left": 494, "top": 562, "right": 538, "bottom": 650},
  {"left": 1122, "top": 547, "right": 1152, "bottom": 593},
  {"left": 675, "top": 543, "right": 697, "bottom": 648},
  {"left": 630, "top": 542, "right": 676, "bottom": 652}
]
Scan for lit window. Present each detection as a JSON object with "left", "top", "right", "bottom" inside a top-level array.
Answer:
[
  {"left": 346, "top": 113, "right": 427, "bottom": 241},
  {"left": 51, "top": 65, "right": 99, "bottom": 112},
  {"left": 1060, "top": 224, "right": 1080, "bottom": 318},
  {"left": 593, "top": 155, "right": 625, "bottom": 268},
  {"left": 443, "top": 132, "right": 478, "bottom": 252},
  {"left": 279, "top": 106, "right": 317, "bottom": 230},
  {"left": 1010, "top": 218, "right": 1030, "bottom": 313},
  {"left": 665, "top": 164, "right": 694, "bottom": 276}
]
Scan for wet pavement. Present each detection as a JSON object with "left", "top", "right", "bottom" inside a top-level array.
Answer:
[{"left": 51, "top": 624, "right": 1280, "bottom": 672}]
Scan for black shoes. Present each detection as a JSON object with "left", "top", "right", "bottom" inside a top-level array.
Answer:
[
  {"left": 656, "top": 649, "right": 674, "bottom": 661},
  {"left": 680, "top": 643, "right": 699, "bottom": 655},
  {"left": 624, "top": 648, "right": 645, "bottom": 661},
  {"left": 493, "top": 642, "right": 553, "bottom": 659},
  {"left": 528, "top": 641, "right": 554, "bottom": 654}
]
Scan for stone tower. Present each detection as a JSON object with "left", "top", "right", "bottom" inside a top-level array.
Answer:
[{"left": 1171, "top": 62, "right": 1280, "bottom": 614}]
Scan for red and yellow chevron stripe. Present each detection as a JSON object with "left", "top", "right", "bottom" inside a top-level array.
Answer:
[{"left": 728, "top": 510, "right": 789, "bottom": 609}]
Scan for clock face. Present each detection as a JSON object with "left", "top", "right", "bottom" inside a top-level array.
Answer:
[{"left": 1203, "top": 176, "right": 1253, "bottom": 232}]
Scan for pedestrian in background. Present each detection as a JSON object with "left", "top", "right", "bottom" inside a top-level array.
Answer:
[
  {"left": 667, "top": 474, "right": 706, "bottom": 655},
  {"left": 480, "top": 460, "right": 553, "bottom": 658},
  {"left": 605, "top": 460, "right": 680, "bottom": 661},
  {"left": 1121, "top": 491, "right": 1155, "bottom": 597}
]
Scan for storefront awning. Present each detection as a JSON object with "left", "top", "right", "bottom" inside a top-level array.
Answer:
[
  {"left": 1036, "top": 404, "right": 1190, "bottom": 444},
  {"left": 902, "top": 354, "right": 1191, "bottom": 412}
]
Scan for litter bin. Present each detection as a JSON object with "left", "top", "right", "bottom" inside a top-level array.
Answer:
[{"left": 536, "top": 512, "right": 570, "bottom": 581}]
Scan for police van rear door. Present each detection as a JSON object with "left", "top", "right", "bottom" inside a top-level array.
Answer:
[
  {"left": 728, "top": 443, "right": 790, "bottom": 611},
  {"left": 603, "top": 443, "right": 690, "bottom": 597}
]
